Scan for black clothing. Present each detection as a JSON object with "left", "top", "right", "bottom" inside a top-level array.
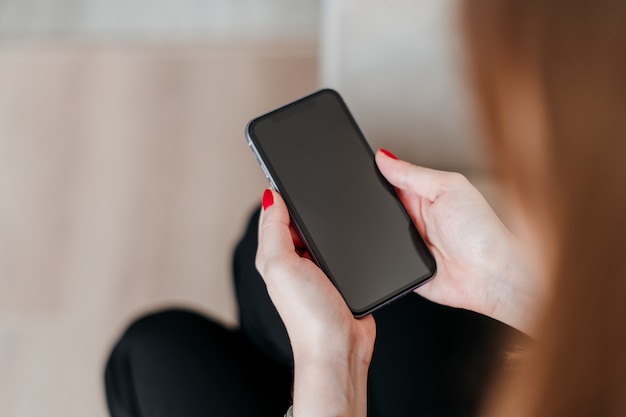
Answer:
[{"left": 105, "top": 208, "right": 512, "bottom": 417}]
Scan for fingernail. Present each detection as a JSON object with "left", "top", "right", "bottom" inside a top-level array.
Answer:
[
  {"left": 262, "top": 189, "right": 274, "bottom": 210},
  {"left": 379, "top": 148, "right": 398, "bottom": 160}
]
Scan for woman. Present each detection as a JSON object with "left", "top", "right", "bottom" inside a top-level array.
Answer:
[{"left": 105, "top": 1, "right": 626, "bottom": 416}]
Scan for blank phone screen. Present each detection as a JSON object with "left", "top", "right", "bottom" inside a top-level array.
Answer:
[{"left": 247, "top": 89, "right": 436, "bottom": 315}]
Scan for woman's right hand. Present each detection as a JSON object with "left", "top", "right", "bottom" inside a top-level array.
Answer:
[{"left": 376, "top": 149, "right": 539, "bottom": 334}]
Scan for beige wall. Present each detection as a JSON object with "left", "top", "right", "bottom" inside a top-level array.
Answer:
[{"left": 320, "top": 0, "right": 489, "bottom": 173}]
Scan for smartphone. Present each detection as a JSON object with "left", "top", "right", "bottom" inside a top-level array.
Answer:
[{"left": 246, "top": 89, "right": 436, "bottom": 316}]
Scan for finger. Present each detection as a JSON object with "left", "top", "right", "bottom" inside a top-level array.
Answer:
[
  {"left": 258, "top": 189, "right": 297, "bottom": 265},
  {"left": 375, "top": 149, "right": 455, "bottom": 202},
  {"left": 289, "top": 223, "right": 315, "bottom": 260},
  {"left": 289, "top": 222, "right": 306, "bottom": 249},
  {"left": 295, "top": 246, "right": 313, "bottom": 259},
  {"left": 394, "top": 187, "right": 428, "bottom": 237}
]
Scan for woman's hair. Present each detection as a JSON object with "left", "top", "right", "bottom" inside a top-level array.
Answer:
[{"left": 462, "top": 1, "right": 626, "bottom": 416}]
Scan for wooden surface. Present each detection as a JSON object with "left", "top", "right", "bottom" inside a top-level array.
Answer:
[{"left": 0, "top": 41, "right": 317, "bottom": 417}]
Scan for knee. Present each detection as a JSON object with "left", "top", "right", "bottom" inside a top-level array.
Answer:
[
  {"left": 127, "top": 308, "right": 197, "bottom": 338},
  {"left": 104, "top": 309, "right": 208, "bottom": 416},
  {"left": 110, "top": 308, "right": 209, "bottom": 360}
]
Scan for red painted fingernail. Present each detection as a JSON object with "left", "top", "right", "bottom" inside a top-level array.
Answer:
[
  {"left": 380, "top": 148, "right": 398, "bottom": 160},
  {"left": 262, "top": 189, "right": 274, "bottom": 210}
]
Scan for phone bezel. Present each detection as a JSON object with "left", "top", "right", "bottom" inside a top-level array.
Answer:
[{"left": 245, "top": 89, "right": 436, "bottom": 316}]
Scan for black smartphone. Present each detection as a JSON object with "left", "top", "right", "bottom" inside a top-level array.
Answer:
[{"left": 246, "top": 89, "right": 436, "bottom": 316}]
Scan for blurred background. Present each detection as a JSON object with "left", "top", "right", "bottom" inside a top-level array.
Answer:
[{"left": 0, "top": 1, "right": 499, "bottom": 416}]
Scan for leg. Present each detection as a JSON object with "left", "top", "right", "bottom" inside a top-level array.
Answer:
[
  {"left": 104, "top": 309, "right": 292, "bottom": 417},
  {"left": 368, "top": 293, "right": 514, "bottom": 417}
]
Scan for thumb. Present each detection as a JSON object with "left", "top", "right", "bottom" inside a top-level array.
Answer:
[
  {"left": 257, "top": 189, "right": 297, "bottom": 268},
  {"left": 375, "top": 149, "right": 452, "bottom": 202}
]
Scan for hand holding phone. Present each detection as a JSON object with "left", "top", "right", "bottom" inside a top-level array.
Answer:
[
  {"left": 375, "top": 154, "right": 539, "bottom": 334},
  {"left": 257, "top": 188, "right": 375, "bottom": 417},
  {"left": 247, "top": 89, "right": 436, "bottom": 316}
]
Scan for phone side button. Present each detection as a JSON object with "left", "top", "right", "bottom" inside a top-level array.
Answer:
[
  {"left": 261, "top": 166, "right": 278, "bottom": 190},
  {"left": 261, "top": 164, "right": 271, "bottom": 180},
  {"left": 249, "top": 142, "right": 262, "bottom": 162}
]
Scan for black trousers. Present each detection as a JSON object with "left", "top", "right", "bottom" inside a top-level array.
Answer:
[{"left": 105, "top": 208, "right": 513, "bottom": 417}]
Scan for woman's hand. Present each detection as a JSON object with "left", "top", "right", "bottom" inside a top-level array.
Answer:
[
  {"left": 376, "top": 149, "right": 539, "bottom": 334},
  {"left": 256, "top": 189, "right": 375, "bottom": 417}
]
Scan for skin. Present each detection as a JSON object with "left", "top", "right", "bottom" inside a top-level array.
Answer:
[
  {"left": 256, "top": 149, "right": 539, "bottom": 416},
  {"left": 257, "top": 186, "right": 375, "bottom": 417},
  {"left": 375, "top": 152, "right": 540, "bottom": 335}
]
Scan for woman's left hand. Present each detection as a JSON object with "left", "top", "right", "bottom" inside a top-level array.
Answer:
[{"left": 256, "top": 189, "right": 376, "bottom": 417}]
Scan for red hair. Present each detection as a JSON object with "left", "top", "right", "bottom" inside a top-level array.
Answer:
[{"left": 463, "top": 1, "right": 626, "bottom": 416}]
